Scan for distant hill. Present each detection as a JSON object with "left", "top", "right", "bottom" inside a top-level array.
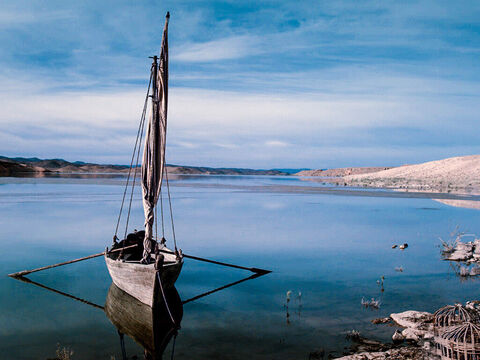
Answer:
[
  {"left": 166, "top": 164, "right": 286, "bottom": 176},
  {"left": 0, "top": 156, "right": 129, "bottom": 172},
  {"left": 0, "top": 156, "right": 288, "bottom": 176},
  {"left": 273, "top": 168, "right": 311, "bottom": 174},
  {"left": 0, "top": 158, "right": 50, "bottom": 176}
]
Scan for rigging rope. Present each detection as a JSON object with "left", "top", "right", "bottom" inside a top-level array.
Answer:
[
  {"left": 124, "top": 105, "right": 147, "bottom": 239},
  {"left": 160, "top": 188, "right": 165, "bottom": 238},
  {"left": 155, "top": 205, "right": 158, "bottom": 241},
  {"left": 164, "top": 165, "right": 177, "bottom": 251},
  {"left": 156, "top": 271, "right": 176, "bottom": 325},
  {"left": 118, "top": 331, "right": 127, "bottom": 360},
  {"left": 114, "top": 60, "right": 179, "bottom": 250},
  {"left": 113, "top": 71, "right": 153, "bottom": 239},
  {"left": 123, "top": 69, "right": 152, "bottom": 238},
  {"left": 171, "top": 333, "right": 177, "bottom": 360}
]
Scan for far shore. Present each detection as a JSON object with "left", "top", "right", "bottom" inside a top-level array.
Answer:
[{"left": 3, "top": 154, "right": 480, "bottom": 197}]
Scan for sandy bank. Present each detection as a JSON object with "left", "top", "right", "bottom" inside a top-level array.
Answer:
[
  {"left": 296, "top": 167, "right": 393, "bottom": 177},
  {"left": 336, "top": 155, "right": 480, "bottom": 195}
]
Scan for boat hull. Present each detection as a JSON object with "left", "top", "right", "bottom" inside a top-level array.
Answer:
[{"left": 105, "top": 252, "right": 183, "bottom": 307}]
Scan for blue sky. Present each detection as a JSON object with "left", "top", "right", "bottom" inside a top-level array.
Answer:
[{"left": 1, "top": 0, "right": 479, "bottom": 168}]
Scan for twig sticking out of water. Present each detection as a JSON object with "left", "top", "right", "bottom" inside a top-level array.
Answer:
[
  {"left": 361, "top": 297, "right": 381, "bottom": 309},
  {"left": 56, "top": 344, "right": 74, "bottom": 360},
  {"left": 376, "top": 275, "right": 385, "bottom": 292},
  {"left": 346, "top": 330, "right": 361, "bottom": 341},
  {"left": 460, "top": 265, "right": 470, "bottom": 277},
  {"left": 441, "top": 226, "right": 467, "bottom": 255}
]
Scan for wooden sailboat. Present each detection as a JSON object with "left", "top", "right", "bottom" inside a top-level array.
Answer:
[
  {"left": 105, "top": 12, "right": 183, "bottom": 308},
  {"left": 7, "top": 13, "right": 270, "bottom": 290}
]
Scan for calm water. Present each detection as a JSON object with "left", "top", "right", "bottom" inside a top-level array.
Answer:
[{"left": 1, "top": 175, "right": 479, "bottom": 359}]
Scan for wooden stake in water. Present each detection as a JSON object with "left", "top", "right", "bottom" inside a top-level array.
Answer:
[
  {"left": 158, "top": 248, "right": 271, "bottom": 274},
  {"left": 7, "top": 244, "right": 138, "bottom": 278}
]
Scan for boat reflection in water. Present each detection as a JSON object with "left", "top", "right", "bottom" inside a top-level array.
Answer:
[
  {"left": 105, "top": 283, "right": 183, "bottom": 360},
  {"left": 104, "top": 272, "right": 267, "bottom": 359},
  {"left": 11, "top": 271, "right": 268, "bottom": 359}
]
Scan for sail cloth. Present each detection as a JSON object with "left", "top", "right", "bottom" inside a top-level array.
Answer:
[{"left": 141, "top": 13, "right": 169, "bottom": 262}]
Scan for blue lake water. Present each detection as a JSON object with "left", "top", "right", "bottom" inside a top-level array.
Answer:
[{"left": 1, "top": 175, "right": 479, "bottom": 359}]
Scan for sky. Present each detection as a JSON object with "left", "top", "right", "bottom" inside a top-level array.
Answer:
[{"left": 0, "top": 0, "right": 479, "bottom": 169}]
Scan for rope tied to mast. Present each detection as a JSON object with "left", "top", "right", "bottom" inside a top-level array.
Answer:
[
  {"left": 114, "top": 70, "right": 152, "bottom": 240},
  {"left": 164, "top": 164, "right": 177, "bottom": 252}
]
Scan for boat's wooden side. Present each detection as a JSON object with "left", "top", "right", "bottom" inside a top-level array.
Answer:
[{"left": 105, "top": 251, "right": 183, "bottom": 307}]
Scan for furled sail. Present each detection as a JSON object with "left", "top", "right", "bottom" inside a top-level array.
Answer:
[{"left": 141, "top": 13, "right": 169, "bottom": 262}]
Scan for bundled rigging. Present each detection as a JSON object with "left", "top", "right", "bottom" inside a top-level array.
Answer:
[{"left": 113, "top": 53, "right": 177, "bottom": 255}]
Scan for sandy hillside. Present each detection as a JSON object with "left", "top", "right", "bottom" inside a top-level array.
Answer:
[
  {"left": 343, "top": 155, "right": 480, "bottom": 194},
  {"left": 296, "top": 167, "right": 393, "bottom": 177}
]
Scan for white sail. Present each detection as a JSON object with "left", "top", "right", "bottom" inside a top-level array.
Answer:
[{"left": 141, "top": 13, "right": 169, "bottom": 262}]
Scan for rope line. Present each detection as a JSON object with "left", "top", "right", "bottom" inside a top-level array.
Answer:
[
  {"left": 124, "top": 107, "right": 147, "bottom": 238},
  {"left": 160, "top": 188, "right": 165, "bottom": 237},
  {"left": 114, "top": 71, "right": 153, "bottom": 238},
  {"left": 171, "top": 333, "right": 177, "bottom": 360},
  {"left": 155, "top": 204, "right": 158, "bottom": 241},
  {"left": 156, "top": 272, "right": 176, "bottom": 324},
  {"left": 164, "top": 164, "right": 177, "bottom": 251},
  {"left": 118, "top": 331, "right": 127, "bottom": 360},
  {"left": 124, "top": 68, "right": 152, "bottom": 238}
]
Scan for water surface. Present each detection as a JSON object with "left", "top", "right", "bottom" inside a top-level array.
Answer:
[{"left": 1, "top": 175, "right": 479, "bottom": 359}]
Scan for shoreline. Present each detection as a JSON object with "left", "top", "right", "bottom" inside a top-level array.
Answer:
[
  {"left": 299, "top": 175, "right": 476, "bottom": 194},
  {"left": 3, "top": 174, "right": 480, "bottom": 204},
  {"left": 4, "top": 154, "right": 480, "bottom": 197}
]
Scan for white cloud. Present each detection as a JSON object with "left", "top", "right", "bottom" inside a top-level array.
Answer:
[
  {"left": 265, "top": 140, "right": 289, "bottom": 147},
  {"left": 0, "top": 9, "right": 72, "bottom": 27},
  {"left": 1, "top": 65, "right": 479, "bottom": 168},
  {"left": 171, "top": 141, "right": 198, "bottom": 149},
  {"left": 173, "top": 35, "right": 261, "bottom": 62}
]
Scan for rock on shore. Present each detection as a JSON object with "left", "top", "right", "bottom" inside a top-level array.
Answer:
[
  {"left": 336, "top": 310, "right": 435, "bottom": 359},
  {"left": 390, "top": 311, "right": 434, "bottom": 341},
  {"left": 335, "top": 346, "right": 430, "bottom": 360}
]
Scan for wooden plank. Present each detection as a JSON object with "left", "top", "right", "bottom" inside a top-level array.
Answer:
[
  {"left": 7, "top": 244, "right": 138, "bottom": 277},
  {"left": 158, "top": 248, "right": 271, "bottom": 274}
]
